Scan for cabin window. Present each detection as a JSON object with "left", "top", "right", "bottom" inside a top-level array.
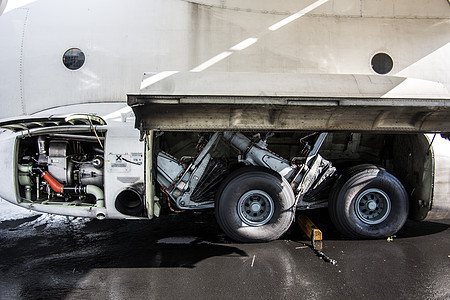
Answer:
[
  {"left": 62, "top": 48, "right": 85, "bottom": 70},
  {"left": 371, "top": 53, "right": 393, "bottom": 75}
]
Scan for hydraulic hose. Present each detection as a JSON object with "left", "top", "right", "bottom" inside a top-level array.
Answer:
[{"left": 41, "top": 171, "right": 63, "bottom": 193}]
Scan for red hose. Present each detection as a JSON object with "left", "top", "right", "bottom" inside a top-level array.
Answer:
[{"left": 41, "top": 171, "right": 64, "bottom": 193}]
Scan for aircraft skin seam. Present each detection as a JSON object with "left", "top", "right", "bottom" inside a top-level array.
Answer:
[
  {"left": 179, "top": 1, "right": 450, "bottom": 20},
  {"left": 19, "top": 8, "right": 29, "bottom": 115}
]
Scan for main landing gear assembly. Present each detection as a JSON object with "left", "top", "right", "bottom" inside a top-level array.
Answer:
[{"left": 155, "top": 132, "right": 410, "bottom": 242}]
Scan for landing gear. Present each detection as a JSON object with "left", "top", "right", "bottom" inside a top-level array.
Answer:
[
  {"left": 328, "top": 165, "right": 409, "bottom": 239},
  {"left": 215, "top": 167, "right": 295, "bottom": 242}
]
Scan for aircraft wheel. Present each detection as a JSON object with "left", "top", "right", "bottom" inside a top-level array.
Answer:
[
  {"left": 328, "top": 165, "right": 409, "bottom": 239},
  {"left": 215, "top": 167, "right": 295, "bottom": 242}
]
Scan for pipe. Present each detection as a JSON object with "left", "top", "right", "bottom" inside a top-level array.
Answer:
[
  {"left": 41, "top": 171, "right": 63, "bottom": 193},
  {"left": 18, "top": 165, "right": 33, "bottom": 201},
  {"left": 86, "top": 185, "right": 105, "bottom": 207},
  {"left": 96, "top": 212, "right": 106, "bottom": 220},
  {"left": 18, "top": 164, "right": 32, "bottom": 173},
  {"left": 24, "top": 186, "right": 32, "bottom": 201},
  {"left": 18, "top": 173, "right": 32, "bottom": 201},
  {"left": 36, "top": 175, "right": 40, "bottom": 200},
  {"left": 47, "top": 133, "right": 105, "bottom": 142},
  {"left": 40, "top": 170, "right": 105, "bottom": 207}
]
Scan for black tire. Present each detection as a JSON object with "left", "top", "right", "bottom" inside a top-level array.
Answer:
[
  {"left": 215, "top": 167, "right": 295, "bottom": 242},
  {"left": 328, "top": 165, "right": 409, "bottom": 239}
]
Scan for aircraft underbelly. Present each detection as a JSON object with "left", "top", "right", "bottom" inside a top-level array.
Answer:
[
  {"left": 129, "top": 72, "right": 450, "bottom": 133},
  {"left": 129, "top": 99, "right": 450, "bottom": 133}
]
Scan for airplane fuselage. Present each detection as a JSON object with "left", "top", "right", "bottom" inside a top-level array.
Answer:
[
  {"left": 1, "top": 0, "right": 449, "bottom": 242},
  {"left": 0, "top": 0, "right": 449, "bottom": 117}
]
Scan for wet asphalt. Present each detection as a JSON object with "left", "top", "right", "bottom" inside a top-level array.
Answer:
[{"left": 0, "top": 206, "right": 449, "bottom": 300}]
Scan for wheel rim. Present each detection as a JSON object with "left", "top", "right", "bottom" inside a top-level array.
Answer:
[
  {"left": 237, "top": 190, "right": 274, "bottom": 226},
  {"left": 355, "top": 188, "right": 391, "bottom": 225}
]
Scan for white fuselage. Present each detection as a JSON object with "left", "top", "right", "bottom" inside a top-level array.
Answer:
[{"left": 0, "top": 0, "right": 449, "bottom": 118}]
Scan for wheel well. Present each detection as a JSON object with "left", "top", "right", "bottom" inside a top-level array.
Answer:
[
  {"left": 389, "top": 134, "right": 433, "bottom": 221},
  {"left": 154, "top": 131, "right": 433, "bottom": 220},
  {"left": 319, "top": 133, "right": 433, "bottom": 221}
]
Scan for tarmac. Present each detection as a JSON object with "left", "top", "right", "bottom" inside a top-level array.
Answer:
[{"left": 0, "top": 200, "right": 449, "bottom": 299}]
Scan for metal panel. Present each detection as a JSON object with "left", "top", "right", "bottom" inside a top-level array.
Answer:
[
  {"left": 0, "top": 114, "right": 106, "bottom": 132},
  {"left": 131, "top": 72, "right": 450, "bottom": 133},
  {"left": 129, "top": 95, "right": 450, "bottom": 133},
  {"left": 426, "top": 135, "right": 450, "bottom": 220}
]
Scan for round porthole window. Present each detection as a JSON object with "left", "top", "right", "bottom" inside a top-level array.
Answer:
[
  {"left": 62, "top": 48, "right": 85, "bottom": 70},
  {"left": 371, "top": 53, "right": 393, "bottom": 75}
]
